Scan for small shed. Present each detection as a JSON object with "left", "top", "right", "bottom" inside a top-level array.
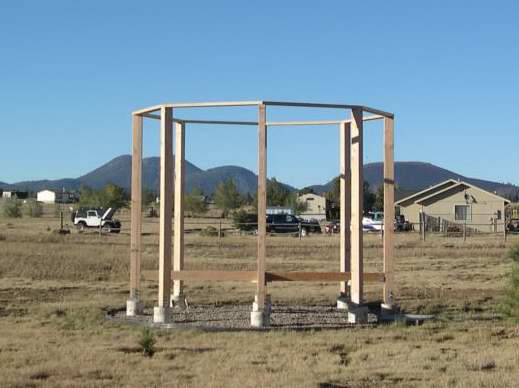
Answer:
[
  {"left": 297, "top": 193, "right": 327, "bottom": 221},
  {"left": 37, "top": 190, "right": 56, "bottom": 203},
  {"left": 396, "top": 179, "right": 510, "bottom": 233}
]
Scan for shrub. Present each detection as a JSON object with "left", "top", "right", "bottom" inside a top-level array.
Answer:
[
  {"left": 24, "top": 199, "right": 43, "bottom": 217},
  {"left": 2, "top": 198, "right": 22, "bottom": 218},
  {"left": 499, "top": 242, "right": 519, "bottom": 321},
  {"left": 199, "top": 226, "right": 219, "bottom": 237},
  {"left": 138, "top": 327, "right": 156, "bottom": 357},
  {"left": 232, "top": 210, "right": 257, "bottom": 231}
]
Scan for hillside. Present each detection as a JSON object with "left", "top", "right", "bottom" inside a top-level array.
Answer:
[
  {"left": 310, "top": 161, "right": 519, "bottom": 199},
  {"left": 1, "top": 157, "right": 517, "bottom": 200}
]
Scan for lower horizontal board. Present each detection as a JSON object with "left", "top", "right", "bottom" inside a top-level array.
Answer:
[{"left": 142, "top": 270, "right": 385, "bottom": 283}]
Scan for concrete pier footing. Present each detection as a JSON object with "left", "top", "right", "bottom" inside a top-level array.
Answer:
[
  {"left": 347, "top": 303, "right": 369, "bottom": 324},
  {"left": 126, "top": 298, "right": 143, "bottom": 317},
  {"left": 153, "top": 306, "right": 172, "bottom": 324}
]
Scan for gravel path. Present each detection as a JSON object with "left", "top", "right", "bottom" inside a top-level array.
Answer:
[{"left": 108, "top": 303, "right": 381, "bottom": 331}]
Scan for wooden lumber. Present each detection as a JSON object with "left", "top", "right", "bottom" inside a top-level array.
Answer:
[
  {"left": 129, "top": 114, "right": 143, "bottom": 300},
  {"left": 339, "top": 121, "right": 352, "bottom": 294},
  {"left": 350, "top": 108, "right": 364, "bottom": 304},
  {"left": 158, "top": 107, "right": 173, "bottom": 308},
  {"left": 383, "top": 117, "right": 395, "bottom": 306},
  {"left": 256, "top": 104, "right": 267, "bottom": 310},
  {"left": 142, "top": 270, "right": 385, "bottom": 283},
  {"left": 173, "top": 121, "right": 185, "bottom": 297}
]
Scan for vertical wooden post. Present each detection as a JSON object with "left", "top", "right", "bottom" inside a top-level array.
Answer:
[
  {"left": 173, "top": 121, "right": 185, "bottom": 299},
  {"left": 129, "top": 114, "right": 143, "bottom": 311},
  {"left": 339, "top": 121, "right": 351, "bottom": 296},
  {"left": 157, "top": 107, "right": 174, "bottom": 311},
  {"left": 256, "top": 103, "right": 267, "bottom": 311},
  {"left": 350, "top": 108, "right": 364, "bottom": 305},
  {"left": 383, "top": 117, "right": 395, "bottom": 308}
]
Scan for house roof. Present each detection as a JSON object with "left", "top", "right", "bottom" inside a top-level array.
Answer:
[
  {"left": 397, "top": 179, "right": 511, "bottom": 207},
  {"left": 395, "top": 179, "right": 458, "bottom": 206}
]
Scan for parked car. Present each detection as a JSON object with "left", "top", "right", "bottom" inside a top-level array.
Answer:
[
  {"left": 325, "top": 220, "right": 340, "bottom": 234},
  {"left": 266, "top": 214, "right": 321, "bottom": 236},
  {"left": 394, "top": 215, "right": 413, "bottom": 232},
  {"left": 363, "top": 211, "right": 384, "bottom": 232},
  {"left": 72, "top": 207, "right": 121, "bottom": 233}
]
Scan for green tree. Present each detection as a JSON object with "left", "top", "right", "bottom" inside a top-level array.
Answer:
[
  {"left": 374, "top": 184, "right": 384, "bottom": 211},
  {"left": 325, "top": 177, "right": 376, "bottom": 213},
  {"left": 185, "top": 187, "right": 208, "bottom": 217},
  {"left": 24, "top": 199, "right": 43, "bottom": 217},
  {"left": 214, "top": 179, "right": 242, "bottom": 217},
  {"left": 266, "top": 178, "right": 290, "bottom": 206},
  {"left": 299, "top": 186, "right": 315, "bottom": 195},
  {"left": 2, "top": 198, "right": 22, "bottom": 218},
  {"left": 499, "top": 242, "right": 519, "bottom": 321},
  {"left": 142, "top": 188, "right": 157, "bottom": 207},
  {"left": 78, "top": 183, "right": 129, "bottom": 209},
  {"left": 285, "top": 192, "right": 308, "bottom": 215}
]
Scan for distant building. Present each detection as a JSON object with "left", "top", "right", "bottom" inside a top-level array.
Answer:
[
  {"left": 36, "top": 189, "right": 78, "bottom": 204},
  {"left": 396, "top": 179, "right": 510, "bottom": 233},
  {"left": 266, "top": 206, "right": 293, "bottom": 215},
  {"left": 297, "top": 193, "right": 327, "bottom": 221},
  {"left": 2, "top": 190, "right": 28, "bottom": 199}
]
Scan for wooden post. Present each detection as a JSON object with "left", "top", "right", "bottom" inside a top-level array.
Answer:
[
  {"left": 383, "top": 117, "right": 394, "bottom": 308},
  {"left": 173, "top": 121, "right": 185, "bottom": 299},
  {"left": 256, "top": 103, "right": 267, "bottom": 311},
  {"left": 350, "top": 108, "right": 364, "bottom": 305},
  {"left": 158, "top": 107, "right": 174, "bottom": 310},
  {"left": 339, "top": 121, "right": 351, "bottom": 296},
  {"left": 129, "top": 114, "right": 143, "bottom": 303}
]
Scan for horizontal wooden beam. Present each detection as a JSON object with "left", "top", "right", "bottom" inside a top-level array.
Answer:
[
  {"left": 140, "top": 115, "right": 384, "bottom": 126},
  {"left": 142, "top": 270, "right": 385, "bottom": 283},
  {"left": 267, "top": 272, "right": 385, "bottom": 282},
  {"left": 143, "top": 270, "right": 257, "bottom": 282},
  {"left": 168, "top": 101, "right": 263, "bottom": 108},
  {"left": 267, "top": 115, "right": 383, "bottom": 127},
  {"left": 132, "top": 105, "right": 164, "bottom": 116},
  {"left": 362, "top": 106, "right": 394, "bottom": 119}
]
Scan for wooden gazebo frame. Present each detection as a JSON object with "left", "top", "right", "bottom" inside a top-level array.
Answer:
[{"left": 126, "top": 101, "right": 395, "bottom": 327}]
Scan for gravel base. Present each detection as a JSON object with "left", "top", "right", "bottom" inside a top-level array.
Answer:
[{"left": 108, "top": 303, "right": 381, "bottom": 331}]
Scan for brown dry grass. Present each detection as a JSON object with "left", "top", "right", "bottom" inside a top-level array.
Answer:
[{"left": 1, "top": 213, "right": 519, "bottom": 387}]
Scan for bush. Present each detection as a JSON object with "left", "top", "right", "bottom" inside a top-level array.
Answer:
[
  {"left": 138, "top": 327, "right": 156, "bottom": 357},
  {"left": 499, "top": 242, "right": 519, "bottom": 321},
  {"left": 199, "top": 226, "right": 220, "bottom": 237},
  {"left": 2, "top": 198, "right": 22, "bottom": 218},
  {"left": 232, "top": 210, "right": 257, "bottom": 231},
  {"left": 24, "top": 199, "right": 43, "bottom": 218}
]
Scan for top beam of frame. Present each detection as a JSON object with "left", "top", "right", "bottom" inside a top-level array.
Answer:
[
  {"left": 139, "top": 114, "right": 384, "bottom": 126},
  {"left": 133, "top": 101, "right": 394, "bottom": 119},
  {"left": 263, "top": 101, "right": 394, "bottom": 118}
]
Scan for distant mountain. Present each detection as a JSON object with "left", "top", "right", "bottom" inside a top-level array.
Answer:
[
  {"left": 1, "top": 158, "right": 517, "bottom": 201},
  {"left": 0, "top": 155, "right": 292, "bottom": 195},
  {"left": 309, "top": 161, "right": 519, "bottom": 200}
]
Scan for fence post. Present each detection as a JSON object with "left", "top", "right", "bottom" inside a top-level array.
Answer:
[
  {"left": 298, "top": 222, "right": 302, "bottom": 240},
  {"left": 218, "top": 220, "right": 222, "bottom": 245},
  {"left": 463, "top": 222, "right": 467, "bottom": 242},
  {"left": 504, "top": 222, "right": 507, "bottom": 243}
]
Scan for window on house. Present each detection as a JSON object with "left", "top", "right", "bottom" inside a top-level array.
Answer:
[
  {"left": 454, "top": 205, "right": 471, "bottom": 221},
  {"left": 496, "top": 210, "right": 502, "bottom": 220}
]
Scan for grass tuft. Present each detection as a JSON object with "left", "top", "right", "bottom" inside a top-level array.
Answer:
[{"left": 138, "top": 326, "right": 156, "bottom": 358}]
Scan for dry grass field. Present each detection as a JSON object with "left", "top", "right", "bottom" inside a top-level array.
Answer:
[{"left": 1, "top": 210, "right": 519, "bottom": 387}]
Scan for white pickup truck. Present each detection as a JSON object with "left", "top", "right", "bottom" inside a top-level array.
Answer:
[{"left": 72, "top": 207, "right": 121, "bottom": 233}]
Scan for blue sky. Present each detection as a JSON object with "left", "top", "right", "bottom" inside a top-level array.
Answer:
[{"left": 1, "top": 1, "right": 518, "bottom": 188}]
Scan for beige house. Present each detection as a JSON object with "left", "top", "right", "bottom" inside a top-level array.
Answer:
[
  {"left": 297, "top": 193, "right": 327, "bottom": 221},
  {"left": 396, "top": 179, "right": 510, "bottom": 233}
]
